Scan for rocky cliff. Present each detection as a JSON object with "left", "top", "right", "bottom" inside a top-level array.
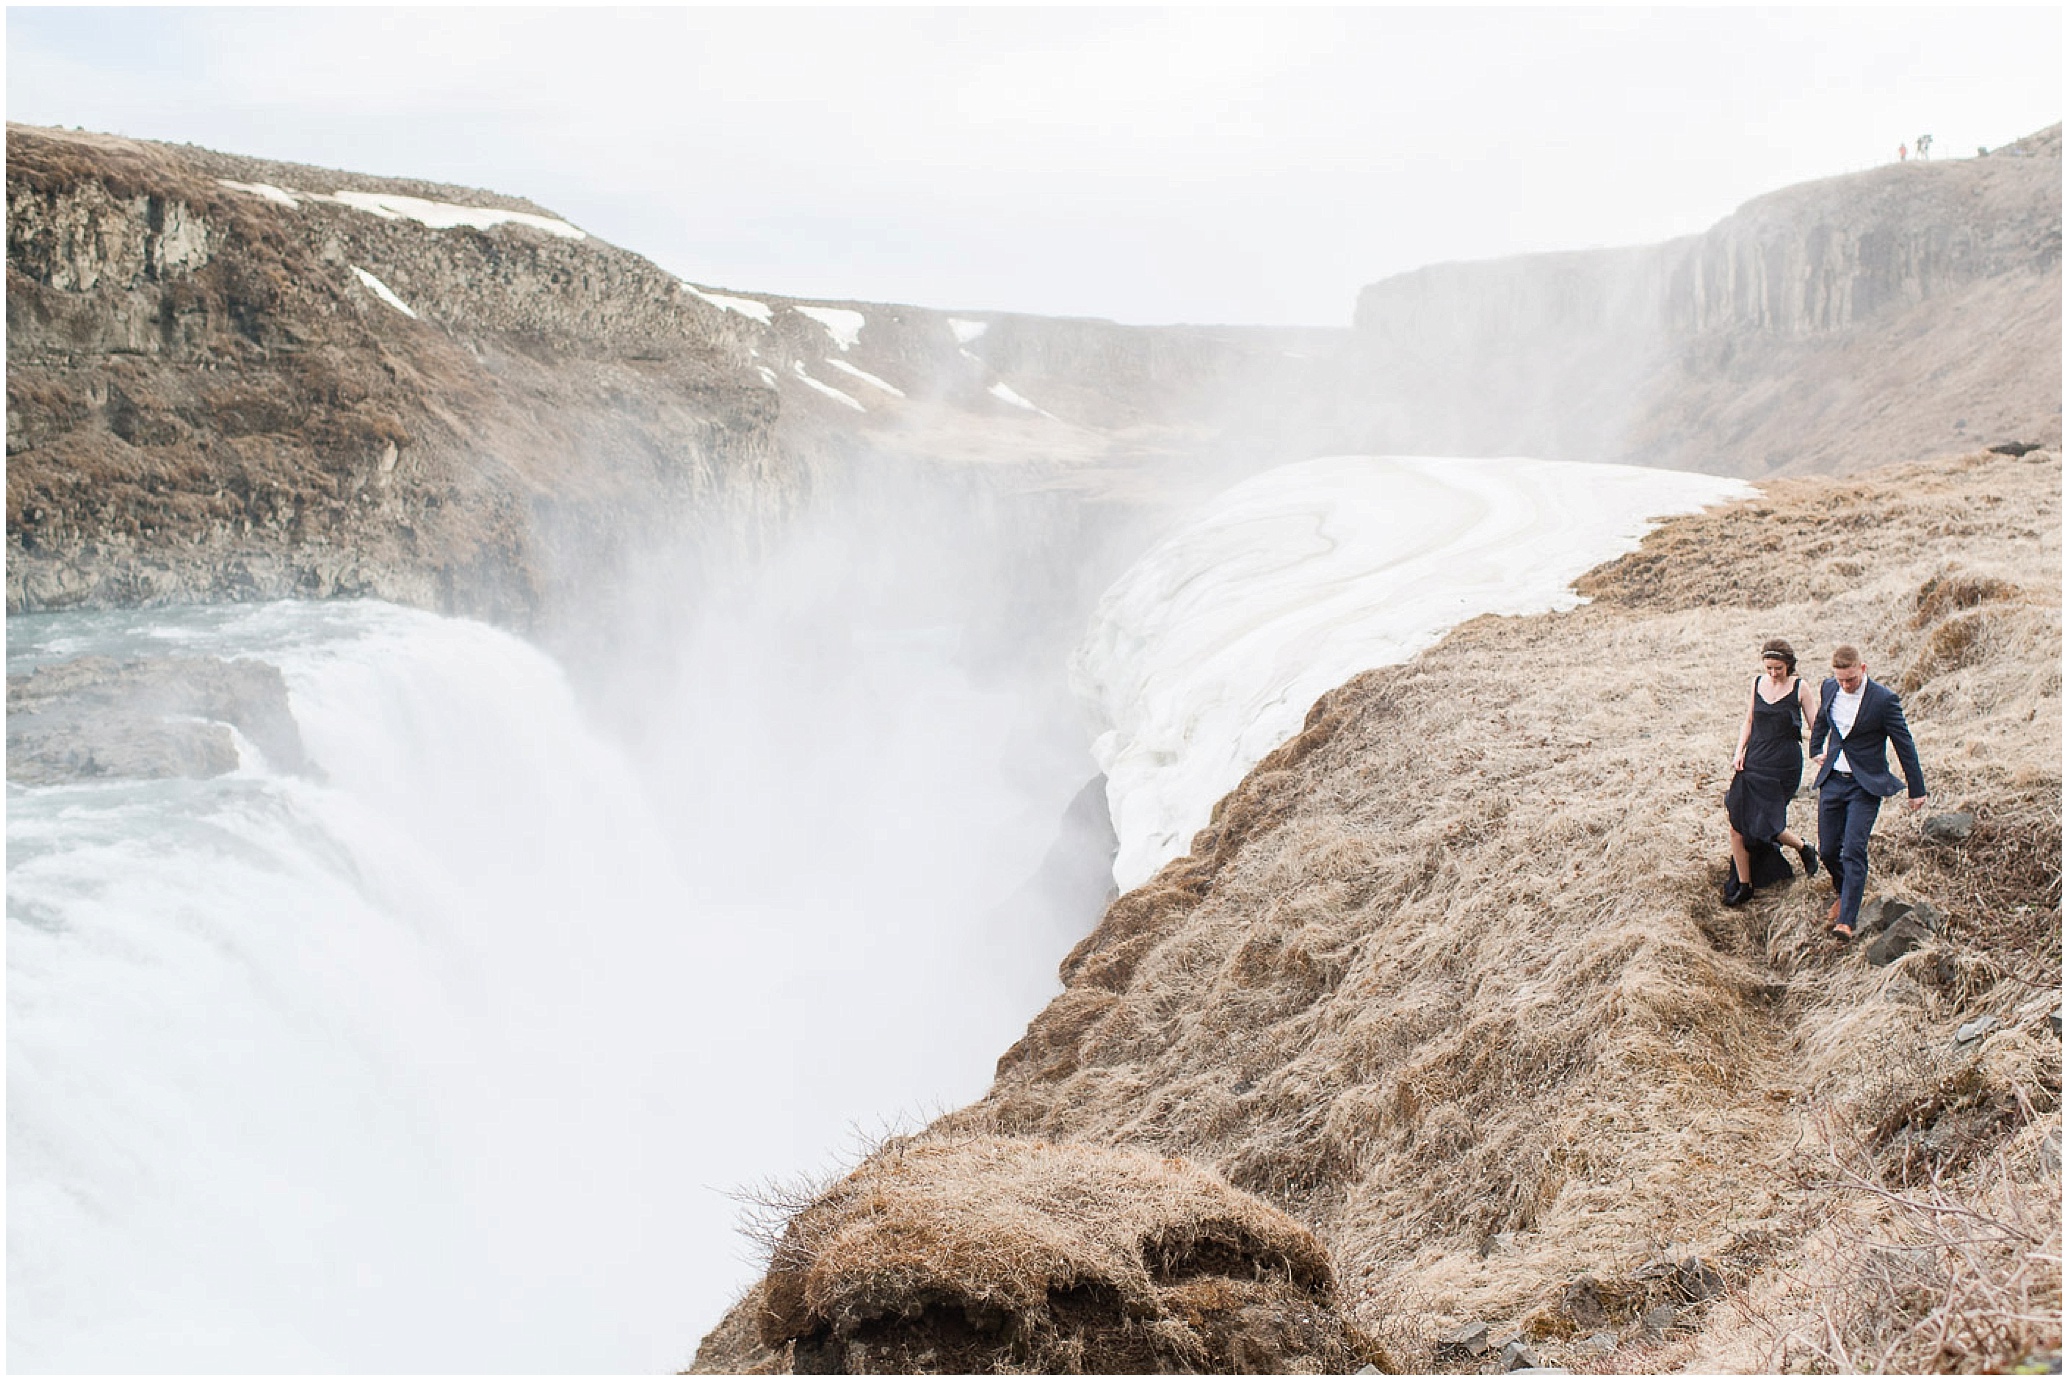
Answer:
[
  {"left": 700, "top": 445, "right": 2063, "bottom": 1374},
  {"left": 17, "top": 122, "right": 2051, "bottom": 645},
  {"left": 1351, "top": 125, "right": 2062, "bottom": 475},
  {"left": 6, "top": 125, "right": 789, "bottom": 627},
  {"left": 6, "top": 124, "right": 1348, "bottom": 659}
]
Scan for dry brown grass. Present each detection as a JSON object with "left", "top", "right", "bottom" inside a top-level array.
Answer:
[
  {"left": 978, "top": 448, "right": 2058, "bottom": 1372},
  {"left": 699, "top": 448, "right": 2060, "bottom": 1373},
  {"left": 693, "top": 1134, "right": 1377, "bottom": 1374}
]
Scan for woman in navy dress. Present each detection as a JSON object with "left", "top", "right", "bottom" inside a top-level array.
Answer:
[{"left": 1723, "top": 638, "right": 1822, "bottom": 905}]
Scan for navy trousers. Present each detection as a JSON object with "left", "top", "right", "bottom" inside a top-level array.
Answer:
[{"left": 1817, "top": 774, "right": 1883, "bottom": 931}]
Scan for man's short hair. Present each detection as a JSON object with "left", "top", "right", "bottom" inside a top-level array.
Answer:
[{"left": 1831, "top": 644, "right": 1862, "bottom": 668}]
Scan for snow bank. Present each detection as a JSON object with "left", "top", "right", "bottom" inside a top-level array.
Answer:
[
  {"left": 949, "top": 318, "right": 989, "bottom": 344},
  {"left": 1073, "top": 455, "right": 1753, "bottom": 890},
  {"left": 988, "top": 381, "right": 1053, "bottom": 417},
  {"left": 327, "top": 191, "right": 585, "bottom": 239},
  {"left": 683, "top": 283, "right": 774, "bottom": 325},
  {"left": 215, "top": 179, "right": 585, "bottom": 239},
  {"left": 794, "top": 305, "right": 865, "bottom": 351},
  {"left": 217, "top": 179, "right": 300, "bottom": 208},
  {"left": 825, "top": 359, "right": 906, "bottom": 398},
  {"left": 791, "top": 361, "right": 865, "bottom": 411},
  {"left": 351, "top": 266, "right": 418, "bottom": 320}
]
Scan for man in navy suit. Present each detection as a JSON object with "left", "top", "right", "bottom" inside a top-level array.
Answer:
[{"left": 1809, "top": 644, "right": 1929, "bottom": 940}]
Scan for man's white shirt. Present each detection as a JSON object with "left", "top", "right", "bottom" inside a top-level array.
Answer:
[{"left": 1829, "top": 682, "right": 1865, "bottom": 774}]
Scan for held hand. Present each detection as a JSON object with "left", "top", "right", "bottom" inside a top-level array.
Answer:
[
  {"left": 1732, "top": 752, "right": 1746, "bottom": 772},
  {"left": 1908, "top": 795, "right": 1929, "bottom": 813}
]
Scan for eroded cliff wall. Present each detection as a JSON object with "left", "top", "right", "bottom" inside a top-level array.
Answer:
[
  {"left": 6, "top": 123, "right": 1358, "bottom": 647},
  {"left": 1351, "top": 125, "right": 2063, "bottom": 475},
  {"left": 6, "top": 125, "right": 794, "bottom": 626}
]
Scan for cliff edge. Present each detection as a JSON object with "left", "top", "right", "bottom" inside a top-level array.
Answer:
[{"left": 701, "top": 445, "right": 2061, "bottom": 1373}]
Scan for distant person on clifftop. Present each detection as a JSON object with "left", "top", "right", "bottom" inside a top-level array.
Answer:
[
  {"left": 1809, "top": 644, "right": 1929, "bottom": 941},
  {"left": 1899, "top": 143, "right": 1908, "bottom": 161},
  {"left": 1722, "top": 638, "right": 1821, "bottom": 906},
  {"left": 1917, "top": 133, "right": 1934, "bottom": 160}
]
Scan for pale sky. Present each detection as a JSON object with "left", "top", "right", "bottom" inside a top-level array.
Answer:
[{"left": 7, "top": 6, "right": 2061, "bottom": 325}]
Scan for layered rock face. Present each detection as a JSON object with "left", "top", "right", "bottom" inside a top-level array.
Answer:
[
  {"left": 6, "top": 123, "right": 1353, "bottom": 652},
  {"left": 19, "top": 121, "right": 2048, "bottom": 643},
  {"left": 6, "top": 125, "right": 792, "bottom": 627},
  {"left": 1351, "top": 125, "right": 2063, "bottom": 474}
]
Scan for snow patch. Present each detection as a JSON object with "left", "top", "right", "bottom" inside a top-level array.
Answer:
[
  {"left": 1073, "top": 455, "right": 1754, "bottom": 890},
  {"left": 756, "top": 366, "right": 779, "bottom": 387},
  {"left": 793, "top": 305, "right": 865, "bottom": 351},
  {"left": 987, "top": 381, "right": 1053, "bottom": 418},
  {"left": 351, "top": 266, "right": 418, "bottom": 320},
  {"left": 682, "top": 283, "right": 774, "bottom": 325},
  {"left": 328, "top": 191, "right": 585, "bottom": 239},
  {"left": 824, "top": 359, "right": 906, "bottom": 398},
  {"left": 948, "top": 318, "right": 989, "bottom": 344},
  {"left": 216, "top": 179, "right": 585, "bottom": 239},
  {"left": 791, "top": 361, "right": 865, "bottom": 411},
  {"left": 217, "top": 179, "right": 300, "bottom": 208}
]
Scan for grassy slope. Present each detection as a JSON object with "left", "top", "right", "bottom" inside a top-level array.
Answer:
[{"left": 928, "top": 446, "right": 2061, "bottom": 1372}]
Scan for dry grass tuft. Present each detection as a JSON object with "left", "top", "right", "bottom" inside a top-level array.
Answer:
[
  {"left": 695, "top": 1134, "right": 1377, "bottom": 1374},
  {"left": 1913, "top": 569, "right": 2022, "bottom": 628},
  {"left": 1759, "top": 1119, "right": 2061, "bottom": 1374},
  {"left": 1902, "top": 609, "right": 1994, "bottom": 692}
]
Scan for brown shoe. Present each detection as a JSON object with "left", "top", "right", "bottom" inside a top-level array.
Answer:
[{"left": 1826, "top": 898, "right": 1842, "bottom": 924}]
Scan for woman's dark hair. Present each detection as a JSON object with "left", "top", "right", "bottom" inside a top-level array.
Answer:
[{"left": 1760, "top": 638, "right": 1798, "bottom": 673}]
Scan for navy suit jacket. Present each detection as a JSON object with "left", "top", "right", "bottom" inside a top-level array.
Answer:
[{"left": 1809, "top": 677, "right": 1926, "bottom": 799}]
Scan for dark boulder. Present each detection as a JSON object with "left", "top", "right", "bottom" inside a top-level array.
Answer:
[
  {"left": 1923, "top": 811, "right": 1977, "bottom": 842},
  {"left": 1866, "top": 915, "right": 1933, "bottom": 966}
]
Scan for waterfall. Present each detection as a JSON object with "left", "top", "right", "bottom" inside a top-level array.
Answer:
[
  {"left": 1071, "top": 455, "right": 1753, "bottom": 889},
  {"left": 8, "top": 598, "right": 1080, "bottom": 1371}
]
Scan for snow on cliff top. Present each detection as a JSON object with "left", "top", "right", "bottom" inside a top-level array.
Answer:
[
  {"left": 682, "top": 284, "right": 774, "bottom": 325},
  {"left": 790, "top": 361, "right": 864, "bottom": 411},
  {"left": 1073, "top": 455, "right": 1753, "bottom": 890},
  {"left": 988, "top": 382, "right": 1053, "bottom": 417},
  {"left": 218, "top": 180, "right": 585, "bottom": 239},
  {"left": 825, "top": 358, "right": 906, "bottom": 398},
  {"left": 794, "top": 305, "right": 865, "bottom": 350}
]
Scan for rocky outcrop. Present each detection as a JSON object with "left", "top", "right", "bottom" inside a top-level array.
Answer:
[
  {"left": 1350, "top": 125, "right": 2063, "bottom": 475},
  {"left": 693, "top": 1136, "right": 1376, "bottom": 1375},
  {"left": 7, "top": 653, "right": 309, "bottom": 783}
]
